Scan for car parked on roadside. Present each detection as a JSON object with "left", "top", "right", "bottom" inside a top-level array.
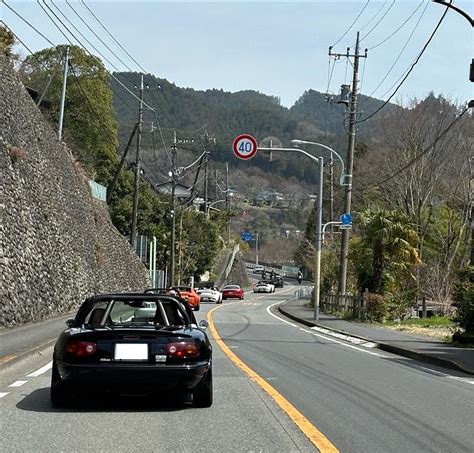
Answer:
[
  {"left": 253, "top": 281, "right": 275, "bottom": 293},
  {"left": 50, "top": 293, "right": 213, "bottom": 408},
  {"left": 221, "top": 284, "right": 244, "bottom": 300},
  {"left": 196, "top": 286, "right": 222, "bottom": 304}
]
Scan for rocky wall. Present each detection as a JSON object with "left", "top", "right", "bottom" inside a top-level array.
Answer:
[{"left": 0, "top": 57, "right": 149, "bottom": 328}]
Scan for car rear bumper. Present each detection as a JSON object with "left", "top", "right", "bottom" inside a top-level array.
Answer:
[{"left": 57, "top": 360, "right": 211, "bottom": 391}]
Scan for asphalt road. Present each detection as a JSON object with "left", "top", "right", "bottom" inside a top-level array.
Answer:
[{"left": 1, "top": 284, "right": 473, "bottom": 453}]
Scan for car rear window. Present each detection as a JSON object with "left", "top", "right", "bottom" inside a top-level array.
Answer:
[
  {"left": 224, "top": 285, "right": 240, "bottom": 290},
  {"left": 85, "top": 299, "right": 187, "bottom": 327}
]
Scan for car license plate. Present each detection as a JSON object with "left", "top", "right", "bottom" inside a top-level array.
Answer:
[{"left": 114, "top": 343, "right": 148, "bottom": 361}]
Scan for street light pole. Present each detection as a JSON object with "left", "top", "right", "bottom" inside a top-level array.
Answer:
[{"left": 258, "top": 146, "right": 322, "bottom": 320}]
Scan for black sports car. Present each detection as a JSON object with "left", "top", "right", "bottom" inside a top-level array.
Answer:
[{"left": 51, "top": 293, "right": 212, "bottom": 408}]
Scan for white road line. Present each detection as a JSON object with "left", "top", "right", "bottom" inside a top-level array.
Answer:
[
  {"left": 0, "top": 392, "right": 10, "bottom": 399},
  {"left": 26, "top": 361, "right": 52, "bottom": 377},
  {"left": 8, "top": 380, "right": 28, "bottom": 388},
  {"left": 407, "top": 362, "right": 474, "bottom": 385},
  {"left": 267, "top": 301, "right": 383, "bottom": 357},
  {"left": 266, "top": 302, "right": 299, "bottom": 328},
  {"left": 310, "top": 326, "right": 378, "bottom": 348}
]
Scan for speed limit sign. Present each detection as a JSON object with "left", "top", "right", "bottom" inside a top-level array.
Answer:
[{"left": 232, "top": 134, "right": 258, "bottom": 160}]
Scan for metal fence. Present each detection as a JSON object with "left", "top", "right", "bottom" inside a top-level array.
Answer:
[{"left": 321, "top": 293, "right": 367, "bottom": 320}]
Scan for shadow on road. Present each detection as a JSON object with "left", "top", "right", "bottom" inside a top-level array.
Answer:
[{"left": 16, "top": 387, "right": 192, "bottom": 413}]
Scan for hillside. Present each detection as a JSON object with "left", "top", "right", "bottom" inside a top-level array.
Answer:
[{"left": 111, "top": 72, "right": 397, "bottom": 189}]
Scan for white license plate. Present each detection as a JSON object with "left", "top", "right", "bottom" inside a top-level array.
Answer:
[{"left": 114, "top": 343, "right": 148, "bottom": 361}]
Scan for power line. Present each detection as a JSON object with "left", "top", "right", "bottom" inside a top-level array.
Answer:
[
  {"left": 65, "top": 0, "right": 136, "bottom": 73},
  {"left": 359, "top": 0, "right": 390, "bottom": 32},
  {"left": 3, "top": 0, "right": 55, "bottom": 47},
  {"left": 373, "top": 106, "right": 470, "bottom": 187},
  {"left": 368, "top": 0, "right": 426, "bottom": 50},
  {"left": 48, "top": 0, "right": 121, "bottom": 72},
  {"left": 360, "top": 0, "right": 395, "bottom": 42},
  {"left": 80, "top": 0, "right": 147, "bottom": 74},
  {"left": 331, "top": 0, "right": 370, "bottom": 47},
  {"left": 357, "top": 2, "right": 450, "bottom": 124},
  {"left": 36, "top": 0, "right": 156, "bottom": 111},
  {"left": 360, "top": 1, "right": 429, "bottom": 106},
  {"left": 1, "top": 21, "right": 53, "bottom": 74},
  {"left": 68, "top": 61, "right": 119, "bottom": 145}
]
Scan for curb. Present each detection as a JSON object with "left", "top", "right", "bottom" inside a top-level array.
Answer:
[
  {"left": 278, "top": 301, "right": 474, "bottom": 376},
  {"left": 0, "top": 339, "right": 56, "bottom": 374}
]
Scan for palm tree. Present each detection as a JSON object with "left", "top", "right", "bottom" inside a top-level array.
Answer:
[{"left": 358, "top": 208, "right": 421, "bottom": 294}]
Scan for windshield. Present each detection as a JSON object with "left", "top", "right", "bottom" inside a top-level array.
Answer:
[{"left": 224, "top": 286, "right": 240, "bottom": 290}]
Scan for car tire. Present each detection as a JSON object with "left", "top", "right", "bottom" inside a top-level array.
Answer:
[
  {"left": 50, "top": 361, "right": 71, "bottom": 408},
  {"left": 193, "top": 368, "right": 213, "bottom": 408}
]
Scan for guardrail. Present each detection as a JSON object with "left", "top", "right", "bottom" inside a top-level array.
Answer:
[{"left": 294, "top": 286, "right": 313, "bottom": 300}]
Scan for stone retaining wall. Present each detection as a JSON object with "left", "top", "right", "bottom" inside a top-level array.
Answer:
[{"left": 0, "top": 57, "right": 149, "bottom": 328}]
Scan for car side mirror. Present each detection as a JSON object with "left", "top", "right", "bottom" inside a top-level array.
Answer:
[
  {"left": 66, "top": 318, "right": 77, "bottom": 328},
  {"left": 198, "top": 320, "right": 209, "bottom": 330}
]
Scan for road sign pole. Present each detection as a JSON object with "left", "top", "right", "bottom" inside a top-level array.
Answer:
[{"left": 255, "top": 233, "right": 259, "bottom": 265}]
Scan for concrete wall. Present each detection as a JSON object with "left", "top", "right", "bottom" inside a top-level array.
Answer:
[{"left": 0, "top": 57, "right": 149, "bottom": 328}]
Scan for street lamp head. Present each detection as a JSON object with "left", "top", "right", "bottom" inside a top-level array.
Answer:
[{"left": 291, "top": 139, "right": 304, "bottom": 146}]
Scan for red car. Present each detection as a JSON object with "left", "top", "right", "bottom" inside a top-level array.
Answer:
[{"left": 221, "top": 285, "right": 244, "bottom": 300}]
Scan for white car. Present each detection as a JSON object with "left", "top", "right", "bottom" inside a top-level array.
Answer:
[
  {"left": 253, "top": 281, "right": 275, "bottom": 293},
  {"left": 196, "top": 286, "right": 222, "bottom": 304},
  {"left": 253, "top": 265, "right": 264, "bottom": 274}
]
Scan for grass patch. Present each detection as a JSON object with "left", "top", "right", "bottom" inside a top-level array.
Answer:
[{"left": 384, "top": 316, "right": 454, "bottom": 328}]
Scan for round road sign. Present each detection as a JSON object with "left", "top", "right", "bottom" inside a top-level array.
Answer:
[
  {"left": 340, "top": 213, "right": 352, "bottom": 225},
  {"left": 232, "top": 134, "right": 258, "bottom": 160}
]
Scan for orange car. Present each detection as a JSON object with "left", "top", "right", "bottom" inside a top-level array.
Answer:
[{"left": 171, "top": 286, "right": 201, "bottom": 311}]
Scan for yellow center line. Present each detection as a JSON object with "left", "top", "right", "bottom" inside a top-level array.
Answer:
[{"left": 207, "top": 304, "right": 339, "bottom": 453}]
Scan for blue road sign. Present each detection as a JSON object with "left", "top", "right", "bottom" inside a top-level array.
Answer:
[
  {"left": 340, "top": 213, "right": 352, "bottom": 225},
  {"left": 240, "top": 232, "right": 253, "bottom": 241}
]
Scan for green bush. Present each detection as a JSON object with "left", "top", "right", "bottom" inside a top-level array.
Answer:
[
  {"left": 452, "top": 266, "right": 474, "bottom": 335},
  {"left": 366, "top": 293, "right": 387, "bottom": 323}
]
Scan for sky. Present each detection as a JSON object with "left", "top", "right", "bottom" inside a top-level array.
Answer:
[{"left": 2, "top": 1, "right": 473, "bottom": 108}]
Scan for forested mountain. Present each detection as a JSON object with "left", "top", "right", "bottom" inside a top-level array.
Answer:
[{"left": 111, "top": 72, "right": 396, "bottom": 187}]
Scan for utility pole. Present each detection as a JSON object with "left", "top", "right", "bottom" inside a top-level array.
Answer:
[
  {"left": 130, "top": 73, "right": 144, "bottom": 249},
  {"left": 226, "top": 162, "right": 230, "bottom": 242},
  {"left": 58, "top": 46, "right": 69, "bottom": 141},
  {"left": 204, "top": 131, "right": 209, "bottom": 216},
  {"left": 170, "top": 130, "right": 178, "bottom": 287},
  {"left": 330, "top": 32, "right": 367, "bottom": 295}
]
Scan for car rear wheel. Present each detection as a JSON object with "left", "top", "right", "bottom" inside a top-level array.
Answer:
[
  {"left": 50, "top": 361, "right": 72, "bottom": 408},
  {"left": 193, "top": 368, "right": 213, "bottom": 408}
]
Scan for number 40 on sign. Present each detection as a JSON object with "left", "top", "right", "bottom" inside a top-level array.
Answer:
[{"left": 232, "top": 134, "right": 257, "bottom": 160}]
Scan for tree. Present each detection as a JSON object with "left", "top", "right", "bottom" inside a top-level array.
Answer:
[
  {"left": 20, "top": 45, "right": 118, "bottom": 184},
  {"left": 357, "top": 207, "right": 421, "bottom": 295},
  {"left": 0, "top": 25, "right": 15, "bottom": 58}
]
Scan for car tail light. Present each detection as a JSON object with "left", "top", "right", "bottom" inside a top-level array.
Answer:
[
  {"left": 166, "top": 341, "right": 199, "bottom": 359},
  {"left": 65, "top": 341, "right": 97, "bottom": 357}
]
